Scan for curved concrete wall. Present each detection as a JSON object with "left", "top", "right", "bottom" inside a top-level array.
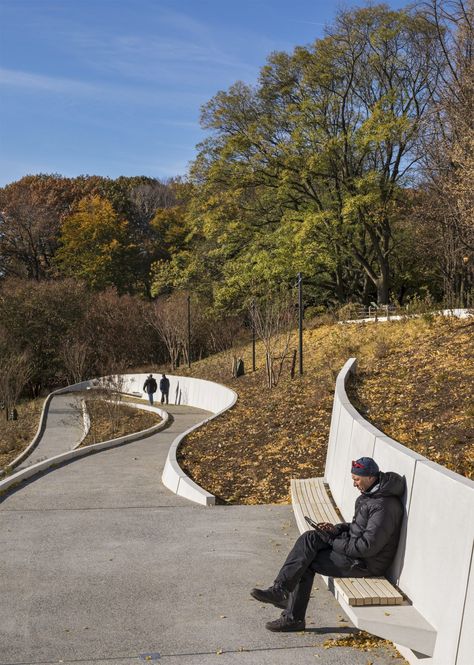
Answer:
[
  {"left": 1, "top": 373, "right": 236, "bottom": 505},
  {"left": 326, "top": 358, "right": 474, "bottom": 665},
  {"left": 66, "top": 373, "right": 237, "bottom": 506},
  {"left": 0, "top": 400, "right": 168, "bottom": 495}
]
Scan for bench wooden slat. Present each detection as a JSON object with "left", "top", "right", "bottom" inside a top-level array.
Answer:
[
  {"left": 291, "top": 477, "right": 404, "bottom": 607},
  {"left": 350, "top": 578, "right": 380, "bottom": 605},
  {"left": 336, "top": 578, "right": 366, "bottom": 606},
  {"left": 364, "top": 577, "right": 390, "bottom": 605},
  {"left": 307, "top": 481, "right": 338, "bottom": 524}
]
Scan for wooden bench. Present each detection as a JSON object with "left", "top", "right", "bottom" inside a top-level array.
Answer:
[{"left": 291, "top": 477, "right": 403, "bottom": 607}]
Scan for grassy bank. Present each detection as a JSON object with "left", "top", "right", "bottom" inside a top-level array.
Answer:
[
  {"left": 177, "top": 315, "right": 473, "bottom": 504},
  {"left": 0, "top": 394, "right": 161, "bottom": 470},
  {"left": 0, "top": 398, "right": 45, "bottom": 469},
  {"left": 80, "top": 398, "right": 161, "bottom": 446}
]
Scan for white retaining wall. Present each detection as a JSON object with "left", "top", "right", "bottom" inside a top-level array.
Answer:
[
  {"left": 69, "top": 373, "right": 237, "bottom": 506},
  {"left": 1, "top": 373, "right": 236, "bottom": 506},
  {"left": 0, "top": 399, "right": 168, "bottom": 495},
  {"left": 326, "top": 358, "right": 474, "bottom": 665}
]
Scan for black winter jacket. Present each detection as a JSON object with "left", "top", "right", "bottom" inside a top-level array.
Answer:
[
  {"left": 331, "top": 471, "right": 405, "bottom": 575},
  {"left": 143, "top": 377, "right": 158, "bottom": 394}
]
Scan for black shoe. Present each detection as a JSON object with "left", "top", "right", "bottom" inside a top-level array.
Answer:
[
  {"left": 250, "top": 585, "right": 288, "bottom": 610},
  {"left": 265, "top": 614, "right": 306, "bottom": 632}
]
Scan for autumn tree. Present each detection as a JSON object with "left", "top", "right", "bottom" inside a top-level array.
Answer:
[
  {"left": 55, "top": 195, "right": 137, "bottom": 293},
  {"left": 81, "top": 289, "right": 161, "bottom": 375},
  {"left": 0, "top": 174, "right": 80, "bottom": 280},
  {"left": 0, "top": 278, "right": 89, "bottom": 393}
]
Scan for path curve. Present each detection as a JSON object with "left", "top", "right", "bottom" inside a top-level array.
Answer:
[
  {"left": 15, "top": 393, "right": 85, "bottom": 470},
  {"left": 0, "top": 404, "right": 404, "bottom": 665}
]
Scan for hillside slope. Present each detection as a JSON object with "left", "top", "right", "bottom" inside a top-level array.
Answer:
[{"left": 177, "top": 316, "right": 473, "bottom": 504}]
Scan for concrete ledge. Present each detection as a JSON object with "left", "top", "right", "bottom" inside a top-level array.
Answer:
[
  {"left": 0, "top": 399, "right": 168, "bottom": 496},
  {"left": 326, "top": 358, "right": 474, "bottom": 665},
  {"left": 162, "top": 419, "right": 216, "bottom": 506},
  {"left": 334, "top": 594, "right": 437, "bottom": 657},
  {"left": 1, "top": 373, "right": 237, "bottom": 507},
  {"left": 160, "top": 378, "right": 238, "bottom": 506},
  {"left": 341, "top": 307, "right": 473, "bottom": 325},
  {"left": 74, "top": 398, "right": 91, "bottom": 449}
]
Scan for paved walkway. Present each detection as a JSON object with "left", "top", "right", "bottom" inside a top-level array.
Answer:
[
  {"left": 16, "top": 394, "right": 85, "bottom": 470},
  {"left": 0, "top": 404, "right": 405, "bottom": 665}
]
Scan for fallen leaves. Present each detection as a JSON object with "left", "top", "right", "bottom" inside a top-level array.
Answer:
[{"left": 176, "top": 317, "right": 473, "bottom": 504}]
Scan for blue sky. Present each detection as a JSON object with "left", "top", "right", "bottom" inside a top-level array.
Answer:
[{"left": 0, "top": 0, "right": 408, "bottom": 187}]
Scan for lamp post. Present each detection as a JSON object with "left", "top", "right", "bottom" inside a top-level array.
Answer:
[
  {"left": 252, "top": 299, "right": 256, "bottom": 372},
  {"left": 298, "top": 272, "right": 303, "bottom": 375},
  {"left": 187, "top": 294, "right": 191, "bottom": 368},
  {"left": 462, "top": 255, "right": 470, "bottom": 308}
]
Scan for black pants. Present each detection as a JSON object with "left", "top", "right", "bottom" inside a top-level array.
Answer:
[
  {"left": 275, "top": 530, "right": 369, "bottom": 620},
  {"left": 160, "top": 391, "right": 169, "bottom": 405}
]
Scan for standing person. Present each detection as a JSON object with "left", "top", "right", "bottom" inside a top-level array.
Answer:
[
  {"left": 250, "top": 457, "right": 405, "bottom": 632},
  {"left": 160, "top": 373, "right": 170, "bottom": 405},
  {"left": 143, "top": 374, "right": 158, "bottom": 405}
]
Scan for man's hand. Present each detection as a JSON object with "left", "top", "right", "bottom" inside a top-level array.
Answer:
[{"left": 317, "top": 522, "right": 338, "bottom": 535}]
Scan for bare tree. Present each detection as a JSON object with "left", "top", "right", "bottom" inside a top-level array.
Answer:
[
  {"left": 249, "top": 290, "right": 296, "bottom": 388},
  {"left": 60, "top": 339, "right": 90, "bottom": 385},
  {"left": 420, "top": 1, "right": 474, "bottom": 304},
  {"left": 129, "top": 180, "right": 176, "bottom": 230},
  {"left": 0, "top": 352, "right": 32, "bottom": 421},
  {"left": 146, "top": 293, "right": 188, "bottom": 370}
]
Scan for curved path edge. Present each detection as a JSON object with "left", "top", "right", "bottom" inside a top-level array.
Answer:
[
  {"left": 0, "top": 394, "right": 168, "bottom": 496},
  {"left": 161, "top": 387, "right": 238, "bottom": 506},
  {"left": 1, "top": 373, "right": 238, "bottom": 506}
]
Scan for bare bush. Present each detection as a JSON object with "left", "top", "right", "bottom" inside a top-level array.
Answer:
[
  {"left": 0, "top": 352, "right": 32, "bottom": 420},
  {"left": 85, "top": 374, "right": 126, "bottom": 440},
  {"left": 249, "top": 290, "right": 296, "bottom": 388},
  {"left": 61, "top": 339, "right": 90, "bottom": 385},
  {"left": 146, "top": 291, "right": 192, "bottom": 369}
]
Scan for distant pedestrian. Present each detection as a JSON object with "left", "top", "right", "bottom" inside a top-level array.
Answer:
[
  {"left": 143, "top": 374, "right": 158, "bottom": 405},
  {"left": 160, "top": 374, "right": 170, "bottom": 405}
]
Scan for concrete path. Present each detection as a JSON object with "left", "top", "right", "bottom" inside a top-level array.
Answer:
[
  {"left": 16, "top": 393, "right": 85, "bottom": 470},
  {"left": 0, "top": 405, "right": 405, "bottom": 665}
]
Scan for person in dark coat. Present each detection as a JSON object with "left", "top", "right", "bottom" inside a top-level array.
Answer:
[
  {"left": 143, "top": 374, "right": 158, "bottom": 405},
  {"left": 160, "top": 374, "right": 170, "bottom": 405},
  {"left": 251, "top": 457, "right": 405, "bottom": 632}
]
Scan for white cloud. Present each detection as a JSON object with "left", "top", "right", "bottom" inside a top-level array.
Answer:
[
  {"left": 0, "top": 66, "right": 207, "bottom": 108},
  {"left": 0, "top": 67, "right": 97, "bottom": 95}
]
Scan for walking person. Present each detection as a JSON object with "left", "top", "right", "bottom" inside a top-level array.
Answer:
[
  {"left": 160, "top": 374, "right": 170, "bottom": 405},
  {"left": 143, "top": 374, "right": 158, "bottom": 405},
  {"left": 251, "top": 457, "right": 405, "bottom": 632}
]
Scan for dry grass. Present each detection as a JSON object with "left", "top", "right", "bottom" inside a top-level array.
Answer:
[
  {"left": 0, "top": 395, "right": 161, "bottom": 471},
  {"left": 0, "top": 398, "right": 45, "bottom": 469},
  {"left": 176, "top": 316, "right": 473, "bottom": 504},
  {"left": 80, "top": 398, "right": 161, "bottom": 446}
]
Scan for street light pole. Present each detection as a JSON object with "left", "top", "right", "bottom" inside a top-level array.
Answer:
[
  {"left": 252, "top": 300, "right": 256, "bottom": 372},
  {"left": 187, "top": 294, "right": 191, "bottom": 368},
  {"left": 298, "top": 272, "right": 303, "bottom": 375}
]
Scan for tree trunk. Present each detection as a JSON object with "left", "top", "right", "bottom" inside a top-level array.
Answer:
[{"left": 375, "top": 255, "right": 390, "bottom": 305}]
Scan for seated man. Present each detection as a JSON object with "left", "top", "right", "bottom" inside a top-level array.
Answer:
[{"left": 251, "top": 457, "right": 405, "bottom": 632}]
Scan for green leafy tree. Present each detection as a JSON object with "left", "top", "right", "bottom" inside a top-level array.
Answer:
[{"left": 185, "top": 4, "right": 441, "bottom": 306}]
